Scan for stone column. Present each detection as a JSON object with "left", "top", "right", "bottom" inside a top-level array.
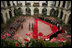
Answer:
[
  {"left": 11, "top": 8, "right": 14, "bottom": 17},
  {"left": 10, "top": 1, "right": 13, "bottom": 6},
  {"left": 56, "top": 1, "right": 59, "bottom": 7},
  {"left": 1, "top": 12, "right": 7, "bottom": 24},
  {"left": 58, "top": 9, "right": 61, "bottom": 18},
  {"left": 47, "top": 7, "right": 49, "bottom": 15},
  {"left": 6, "top": 11, "right": 10, "bottom": 19},
  {"left": 65, "top": 13, "right": 71, "bottom": 24},
  {"left": 65, "top": 1, "right": 68, "bottom": 9},
  {"left": 1, "top": 1, "right": 3, "bottom": 7},
  {"left": 31, "top": 1, "right": 33, "bottom": 7},
  {"left": 31, "top": 7, "right": 34, "bottom": 15},
  {"left": 39, "top": 7, "right": 42, "bottom": 14},
  {"left": 60, "top": 1, "right": 63, "bottom": 7},
  {"left": 21, "top": 7, "right": 26, "bottom": 15},
  {"left": 48, "top": 7, "right": 51, "bottom": 16},
  {"left": 39, "top": 1, "right": 42, "bottom": 7}
]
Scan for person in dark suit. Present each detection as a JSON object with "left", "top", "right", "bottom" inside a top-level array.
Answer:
[
  {"left": 32, "top": 23, "right": 33, "bottom": 31},
  {"left": 29, "top": 23, "right": 30, "bottom": 31},
  {"left": 21, "top": 23, "right": 23, "bottom": 29}
]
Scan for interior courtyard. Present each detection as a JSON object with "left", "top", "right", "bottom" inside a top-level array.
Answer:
[{"left": 1, "top": 1, "right": 71, "bottom": 47}]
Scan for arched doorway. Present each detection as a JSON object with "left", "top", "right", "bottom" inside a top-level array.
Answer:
[
  {"left": 18, "top": 8, "right": 22, "bottom": 14},
  {"left": 15, "top": 7, "right": 23, "bottom": 16},
  {"left": 26, "top": 7, "right": 31, "bottom": 16},
  {"left": 17, "top": 7, "right": 23, "bottom": 15},
  {"left": 55, "top": 9, "right": 59, "bottom": 17},
  {"left": 50, "top": 8, "right": 55, "bottom": 16},
  {"left": 34, "top": 8, "right": 39, "bottom": 15},
  {"left": 9, "top": 11, "right": 12, "bottom": 18},
  {"left": 42, "top": 8, "right": 47, "bottom": 16},
  {"left": 60, "top": 10, "right": 63, "bottom": 19}
]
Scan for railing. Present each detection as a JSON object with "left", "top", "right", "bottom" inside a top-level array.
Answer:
[
  {"left": 33, "top": 3, "right": 39, "bottom": 7},
  {"left": 25, "top": 3, "right": 31, "bottom": 7},
  {"left": 42, "top": 3, "right": 47, "bottom": 7}
]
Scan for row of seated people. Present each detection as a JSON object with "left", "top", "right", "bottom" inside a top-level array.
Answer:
[
  {"left": 38, "top": 17, "right": 63, "bottom": 40},
  {"left": 9, "top": 17, "right": 25, "bottom": 36},
  {"left": 50, "top": 30, "right": 62, "bottom": 40},
  {"left": 38, "top": 17, "right": 61, "bottom": 31}
]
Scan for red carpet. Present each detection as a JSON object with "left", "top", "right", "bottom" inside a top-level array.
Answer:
[{"left": 33, "top": 18, "right": 58, "bottom": 39}]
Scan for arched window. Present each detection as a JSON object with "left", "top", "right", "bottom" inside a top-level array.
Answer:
[
  {"left": 42, "top": 8, "right": 47, "bottom": 15},
  {"left": 34, "top": 8, "right": 39, "bottom": 15},
  {"left": 26, "top": 7, "right": 31, "bottom": 15},
  {"left": 50, "top": 8, "right": 55, "bottom": 16},
  {"left": 16, "top": 7, "right": 23, "bottom": 16}
]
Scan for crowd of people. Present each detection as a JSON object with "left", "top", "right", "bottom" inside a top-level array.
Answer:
[
  {"left": 2, "top": 16, "right": 25, "bottom": 37},
  {"left": 9, "top": 16, "right": 25, "bottom": 36},
  {"left": 29, "top": 22, "right": 33, "bottom": 31}
]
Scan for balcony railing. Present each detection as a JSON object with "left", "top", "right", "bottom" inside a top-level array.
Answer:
[
  {"left": 42, "top": 3, "right": 47, "bottom": 7},
  {"left": 25, "top": 3, "right": 31, "bottom": 7},
  {"left": 33, "top": 3, "right": 39, "bottom": 7}
]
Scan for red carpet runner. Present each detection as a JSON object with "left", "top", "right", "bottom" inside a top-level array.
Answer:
[{"left": 33, "top": 18, "right": 38, "bottom": 40}]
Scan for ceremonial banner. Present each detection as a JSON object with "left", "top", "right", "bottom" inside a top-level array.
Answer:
[{"left": 33, "top": 18, "right": 38, "bottom": 40}]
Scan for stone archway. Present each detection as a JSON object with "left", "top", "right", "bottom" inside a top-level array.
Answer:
[
  {"left": 18, "top": 7, "right": 23, "bottom": 15},
  {"left": 34, "top": 8, "right": 39, "bottom": 15},
  {"left": 50, "top": 8, "right": 55, "bottom": 16},
  {"left": 42, "top": 8, "right": 47, "bottom": 16},
  {"left": 60, "top": 10, "right": 63, "bottom": 19},
  {"left": 26, "top": 7, "right": 31, "bottom": 16},
  {"left": 15, "top": 7, "right": 23, "bottom": 16}
]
